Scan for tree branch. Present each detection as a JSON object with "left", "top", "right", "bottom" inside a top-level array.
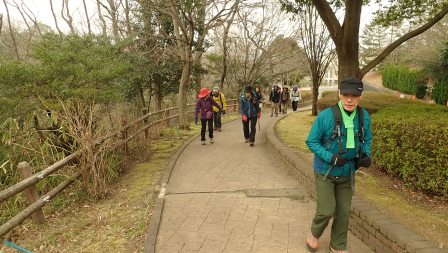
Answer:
[{"left": 361, "top": 6, "right": 448, "bottom": 76}]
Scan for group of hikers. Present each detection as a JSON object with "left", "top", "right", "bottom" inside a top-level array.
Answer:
[
  {"left": 194, "top": 77, "right": 373, "bottom": 253},
  {"left": 194, "top": 85, "right": 262, "bottom": 146}
]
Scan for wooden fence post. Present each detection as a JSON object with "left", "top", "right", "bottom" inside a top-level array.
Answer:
[
  {"left": 165, "top": 109, "right": 170, "bottom": 127},
  {"left": 142, "top": 108, "right": 149, "bottom": 140},
  {"left": 121, "top": 119, "right": 129, "bottom": 156},
  {"left": 17, "top": 162, "right": 45, "bottom": 225}
]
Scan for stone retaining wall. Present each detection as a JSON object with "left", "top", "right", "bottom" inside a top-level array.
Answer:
[{"left": 266, "top": 112, "right": 447, "bottom": 253}]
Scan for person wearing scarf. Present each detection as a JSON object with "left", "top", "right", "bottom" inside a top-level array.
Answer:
[{"left": 305, "top": 77, "right": 373, "bottom": 253}]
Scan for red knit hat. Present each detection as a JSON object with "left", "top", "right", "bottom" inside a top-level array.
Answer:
[{"left": 198, "top": 88, "right": 210, "bottom": 98}]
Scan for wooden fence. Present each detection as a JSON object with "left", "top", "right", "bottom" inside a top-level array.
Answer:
[{"left": 0, "top": 99, "right": 238, "bottom": 238}]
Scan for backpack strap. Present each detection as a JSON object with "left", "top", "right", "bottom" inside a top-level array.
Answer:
[
  {"left": 219, "top": 93, "right": 224, "bottom": 108},
  {"left": 357, "top": 106, "right": 364, "bottom": 143},
  {"left": 330, "top": 105, "right": 344, "bottom": 154}
]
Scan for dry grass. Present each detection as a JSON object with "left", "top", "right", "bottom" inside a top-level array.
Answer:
[
  {"left": 275, "top": 111, "right": 448, "bottom": 249},
  {"left": 0, "top": 113, "right": 240, "bottom": 252}
]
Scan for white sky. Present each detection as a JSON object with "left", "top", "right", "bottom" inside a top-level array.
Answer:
[
  {"left": 0, "top": 0, "right": 98, "bottom": 33},
  {"left": 0, "top": 0, "right": 376, "bottom": 34}
]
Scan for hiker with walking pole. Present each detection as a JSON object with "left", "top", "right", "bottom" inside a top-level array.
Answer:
[
  {"left": 305, "top": 77, "right": 373, "bottom": 253},
  {"left": 240, "top": 85, "right": 261, "bottom": 147}
]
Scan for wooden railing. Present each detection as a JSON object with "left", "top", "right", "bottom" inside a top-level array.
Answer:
[{"left": 0, "top": 99, "right": 238, "bottom": 238}]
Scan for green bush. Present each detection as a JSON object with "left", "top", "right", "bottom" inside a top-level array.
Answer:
[
  {"left": 371, "top": 104, "right": 448, "bottom": 197},
  {"left": 317, "top": 91, "right": 421, "bottom": 114},
  {"left": 382, "top": 65, "right": 425, "bottom": 95},
  {"left": 432, "top": 77, "right": 448, "bottom": 105}
]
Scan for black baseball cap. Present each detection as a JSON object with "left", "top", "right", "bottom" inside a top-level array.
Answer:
[{"left": 340, "top": 77, "right": 363, "bottom": 96}]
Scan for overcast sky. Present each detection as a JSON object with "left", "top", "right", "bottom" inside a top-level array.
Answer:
[{"left": 0, "top": 0, "right": 375, "bottom": 34}]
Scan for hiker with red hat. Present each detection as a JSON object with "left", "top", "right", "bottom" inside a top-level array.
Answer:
[{"left": 194, "top": 88, "right": 224, "bottom": 145}]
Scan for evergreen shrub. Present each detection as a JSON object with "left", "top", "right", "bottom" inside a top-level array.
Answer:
[
  {"left": 382, "top": 65, "right": 424, "bottom": 95},
  {"left": 371, "top": 104, "right": 448, "bottom": 197},
  {"left": 432, "top": 76, "right": 448, "bottom": 105}
]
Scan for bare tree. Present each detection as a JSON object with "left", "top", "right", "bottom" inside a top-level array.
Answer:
[
  {"left": 296, "top": 3, "right": 336, "bottom": 115},
  {"left": 146, "top": 0, "right": 237, "bottom": 129},
  {"left": 49, "top": 0, "right": 63, "bottom": 35},
  {"left": 61, "top": 0, "right": 75, "bottom": 33},
  {"left": 124, "top": 0, "right": 132, "bottom": 36},
  {"left": 2, "top": 0, "right": 20, "bottom": 59},
  {"left": 96, "top": 0, "right": 107, "bottom": 36},
  {"left": 219, "top": 0, "right": 240, "bottom": 89},
  {"left": 82, "top": 0, "right": 92, "bottom": 34},
  {"left": 226, "top": 1, "right": 304, "bottom": 92},
  {"left": 21, "top": 1, "right": 43, "bottom": 36}
]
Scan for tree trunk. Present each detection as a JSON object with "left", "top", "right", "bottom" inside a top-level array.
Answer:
[
  {"left": 220, "top": 1, "right": 239, "bottom": 89},
  {"left": 61, "top": 0, "right": 75, "bottom": 33},
  {"left": 2, "top": 0, "right": 20, "bottom": 60},
  {"left": 49, "top": 0, "right": 63, "bottom": 35},
  {"left": 312, "top": 83, "right": 319, "bottom": 116},
  {"left": 138, "top": 85, "right": 146, "bottom": 109},
  {"left": 154, "top": 74, "right": 163, "bottom": 110},
  {"left": 178, "top": 56, "right": 192, "bottom": 129},
  {"left": 82, "top": 0, "right": 92, "bottom": 34},
  {"left": 96, "top": 0, "right": 107, "bottom": 36},
  {"left": 337, "top": 52, "right": 362, "bottom": 84}
]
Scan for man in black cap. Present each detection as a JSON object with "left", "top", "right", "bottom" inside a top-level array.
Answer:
[{"left": 305, "top": 77, "right": 373, "bottom": 253}]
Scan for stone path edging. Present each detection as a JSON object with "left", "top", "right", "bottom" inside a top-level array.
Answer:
[{"left": 265, "top": 110, "right": 447, "bottom": 253}]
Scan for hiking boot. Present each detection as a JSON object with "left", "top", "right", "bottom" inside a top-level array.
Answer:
[
  {"left": 249, "top": 142, "right": 254, "bottom": 146},
  {"left": 306, "top": 234, "right": 319, "bottom": 252},
  {"left": 218, "top": 128, "right": 221, "bottom": 132},
  {"left": 201, "top": 141, "right": 206, "bottom": 145},
  {"left": 245, "top": 139, "right": 250, "bottom": 143},
  {"left": 275, "top": 113, "right": 278, "bottom": 117},
  {"left": 270, "top": 114, "right": 273, "bottom": 117},
  {"left": 214, "top": 127, "right": 218, "bottom": 130},
  {"left": 210, "top": 138, "right": 214, "bottom": 144},
  {"left": 329, "top": 246, "right": 347, "bottom": 253}
]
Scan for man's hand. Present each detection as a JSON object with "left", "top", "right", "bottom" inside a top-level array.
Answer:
[
  {"left": 258, "top": 112, "right": 261, "bottom": 119},
  {"left": 194, "top": 118, "right": 198, "bottom": 125},
  {"left": 242, "top": 114, "right": 248, "bottom": 122},
  {"left": 331, "top": 154, "right": 347, "bottom": 167},
  {"left": 223, "top": 110, "right": 226, "bottom": 115},
  {"left": 358, "top": 153, "right": 371, "bottom": 168}
]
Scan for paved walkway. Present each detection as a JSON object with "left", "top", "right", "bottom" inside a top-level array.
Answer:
[{"left": 155, "top": 111, "right": 373, "bottom": 253}]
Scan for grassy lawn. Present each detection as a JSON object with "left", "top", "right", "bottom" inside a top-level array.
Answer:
[{"left": 275, "top": 111, "right": 448, "bottom": 248}]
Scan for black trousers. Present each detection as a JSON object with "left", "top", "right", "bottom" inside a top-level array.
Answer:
[
  {"left": 201, "top": 119, "right": 213, "bottom": 141},
  {"left": 213, "top": 111, "right": 222, "bottom": 129},
  {"left": 292, "top": 101, "right": 298, "bottom": 111},
  {"left": 242, "top": 116, "right": 257, "bottom": 142}
]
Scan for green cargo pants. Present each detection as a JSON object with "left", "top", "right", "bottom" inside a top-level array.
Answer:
[{"left": 311, "top": 173, "right": 353, "bottom": 251}]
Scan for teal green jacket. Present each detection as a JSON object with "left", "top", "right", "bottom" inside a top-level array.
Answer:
[{"left": 306, "top": 106, "right": 373, "bottom": 177}]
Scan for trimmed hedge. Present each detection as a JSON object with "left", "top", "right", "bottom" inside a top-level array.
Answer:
[
  {"left": 371, "top": 104, "right": 448, "bottom": 197},
  {"left": 382, "top": 65, "right": 425, "bottom": 95},
  {"left": 432, "top": 76, "right": 448, "bottom": 105},
  {"left": 317, "top": 91, "right": 421, "bottom": 114}
]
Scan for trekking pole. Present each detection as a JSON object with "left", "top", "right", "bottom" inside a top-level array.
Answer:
[{"left": 323, "top": 150, "right": 346, "bottom": 181}]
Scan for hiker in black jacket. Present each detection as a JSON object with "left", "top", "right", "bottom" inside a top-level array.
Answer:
[{"left": 269, "top": 84, "right": 281, "bottom": 117}]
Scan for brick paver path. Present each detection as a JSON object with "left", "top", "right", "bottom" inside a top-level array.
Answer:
[{"left": 155, "top": 111, "right": 373, "bottom": 253}]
